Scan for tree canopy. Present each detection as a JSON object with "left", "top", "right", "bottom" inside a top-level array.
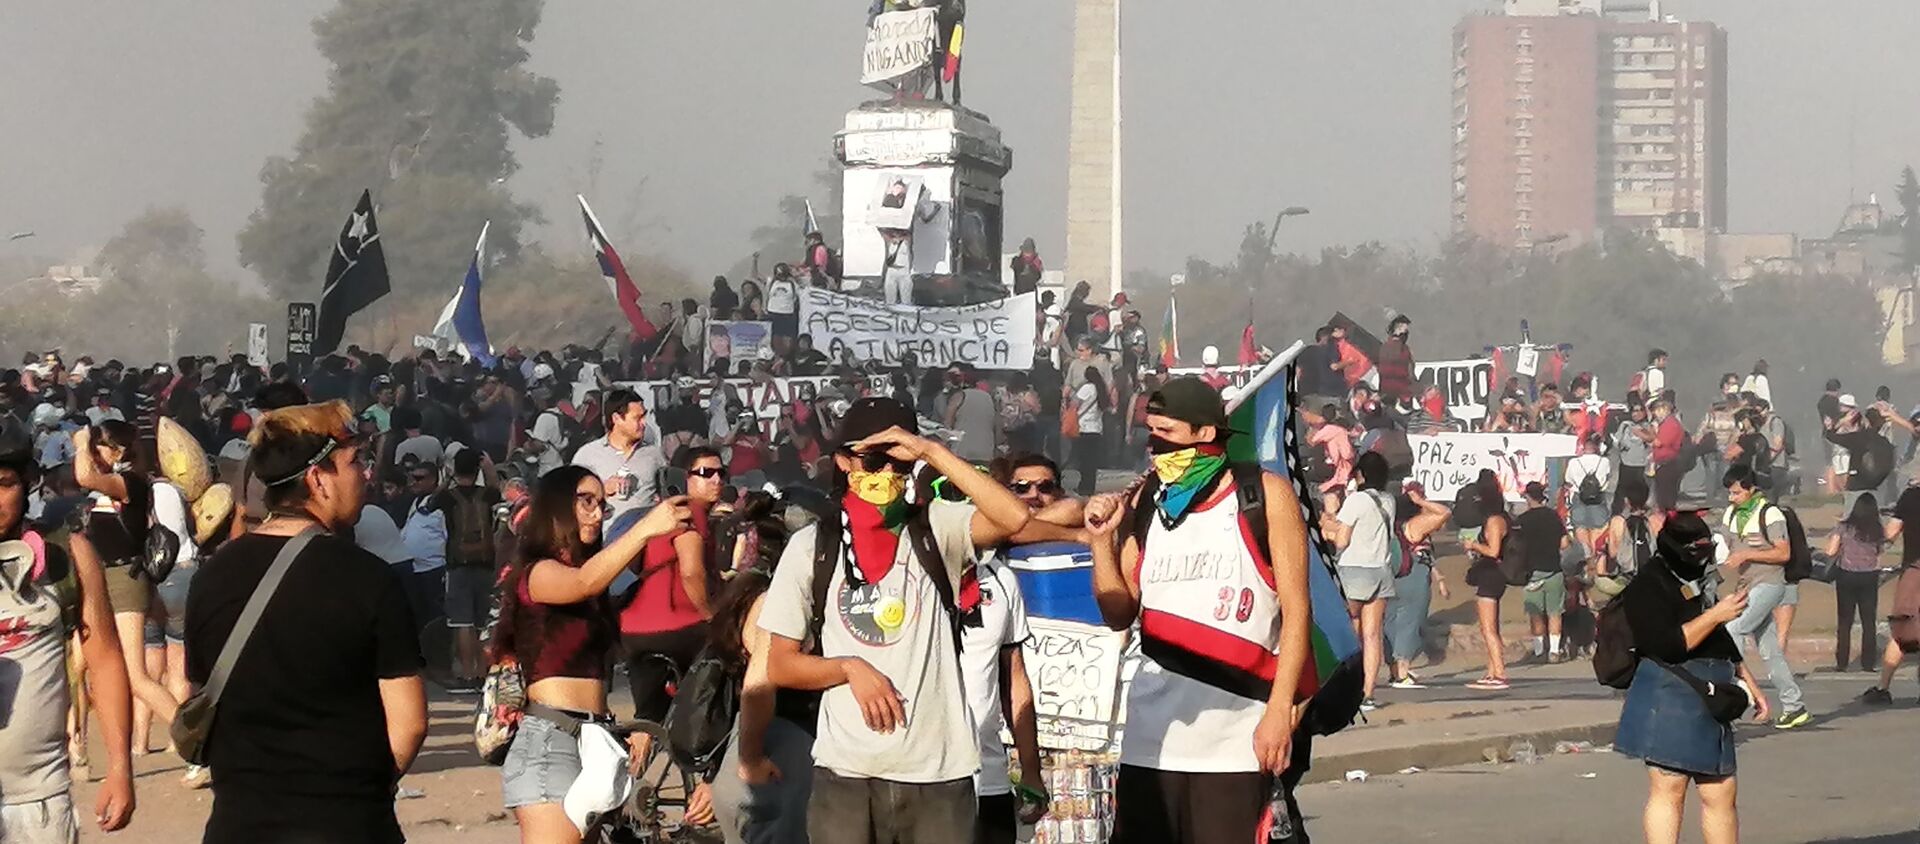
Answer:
[{"left": 237, "top": 0, "right": 559, "bottom": 301}]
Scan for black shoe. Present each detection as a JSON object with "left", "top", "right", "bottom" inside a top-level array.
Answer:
[{"left": 1860, "top": 687, "right": 1893, "bottom": 706}]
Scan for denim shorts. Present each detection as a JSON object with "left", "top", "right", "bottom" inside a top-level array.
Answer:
[
  {"left": 1614, "top": 657, "right": 1737, "bottom": 778},
  {"left": 501, "top": 712, "right": 584, "bottom": 809},
  {"left": 154, "top": 563, "right": 196, "bottom": 643}
]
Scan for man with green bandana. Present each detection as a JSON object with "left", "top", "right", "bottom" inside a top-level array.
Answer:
[
  {"left": 1084, "top": 378, "right": 1316, "bottom": 843},
  {"left": 1720, "top": 464, "right": 1809, "bottom": 729}
]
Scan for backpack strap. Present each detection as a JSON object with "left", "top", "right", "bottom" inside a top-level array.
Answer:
[
  {"left": 806, "top": 518, "right": 839, "bottom": 657},
  {"left": 1127, "top": 474, "right": 1163, "bottom": 552},
  {"left": 904, "top": 511, "right": 963, "bottom": 657},
  {"left": 1231, "top": 463, "right": 1270, "bottom": 569}
]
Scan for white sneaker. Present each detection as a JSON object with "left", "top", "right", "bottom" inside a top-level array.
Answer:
[
  {"left": 1360, "top": 698, "right": 1380, "bottom": 712},
  {"left": 1389, "top": 676, "right": 1427, "bottom": 690}
]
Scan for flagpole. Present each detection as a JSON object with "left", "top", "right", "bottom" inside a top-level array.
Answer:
[
  {"left": 1224, "top": 340, "right": 1306, "bottom": 414},
  {"left": 577, "top": 195, "right": 611, "bottom": 241}
]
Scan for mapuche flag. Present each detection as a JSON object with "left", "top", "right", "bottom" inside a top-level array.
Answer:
[
  {"left": 1223, "top": 342, "right": 1362, "bottom": 706},
  {"left": 315, "top": 189, "right": 391, "bottom": 356},
  {"left": 578, "top": 195, "right": 658, "bottom": 343}
]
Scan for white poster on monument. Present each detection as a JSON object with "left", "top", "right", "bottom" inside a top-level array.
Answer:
[
  {"left": 842, "top": 166, "right": 953, "bottom": 278},
  {"left": 798, "top": 287, "right": 1036, "bottom": 370},
  {"left": 861, "top": 7, "right": 940, "bottom": 85}
]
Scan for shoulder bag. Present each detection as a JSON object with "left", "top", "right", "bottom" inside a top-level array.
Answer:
[{"left": 171, "top": 527, "right": 320, "bottom": 765}]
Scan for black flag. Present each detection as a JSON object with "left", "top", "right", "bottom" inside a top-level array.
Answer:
[{"left": 315, "top": 189, "right": 391, "bottom": 356}]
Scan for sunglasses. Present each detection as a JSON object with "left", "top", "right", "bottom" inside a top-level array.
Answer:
[
  {"left": 689, "top": 466, "right": 727, "bottom": 480},
  {"left": 846, "top": 448, "right": 913, "bottom": 475},
  {"left": 1009, "top": 479, "right": 1061, "bottom": 496}
]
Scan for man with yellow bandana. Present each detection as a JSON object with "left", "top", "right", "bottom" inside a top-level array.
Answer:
[
  {"left": 759, "top": 398, "right": 1032, "bottom": 844},
  {"left": 1084, "top": 378, "right": 1316, "bottom": 843}
]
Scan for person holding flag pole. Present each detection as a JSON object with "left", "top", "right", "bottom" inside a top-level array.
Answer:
[{"left": 1082, "top": 341, "right": 1360, "bottom": 843}]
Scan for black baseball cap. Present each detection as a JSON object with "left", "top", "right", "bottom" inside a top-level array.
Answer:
[
  {"left": 835, "top": 397, "right": 918, "bottom": 449},
  {"left": 1146, "top": 377, "right": 1229, "bottom": 430}
]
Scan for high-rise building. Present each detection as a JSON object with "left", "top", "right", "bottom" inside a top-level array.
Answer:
[{"left": 1451, "top": 1, "right": 1727, "bottom": 251}]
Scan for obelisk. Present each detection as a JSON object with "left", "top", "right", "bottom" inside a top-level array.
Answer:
[{"left": 1067, "top": 0, "right": 1121, "bottom": 300}]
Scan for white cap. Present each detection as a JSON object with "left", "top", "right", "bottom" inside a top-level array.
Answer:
[
  {"left": 1201, "top": 345, "right": 1220, "bottom": 366},
  {"left": 1839, "top": 393, "right": 1858, "bottom": 407}
]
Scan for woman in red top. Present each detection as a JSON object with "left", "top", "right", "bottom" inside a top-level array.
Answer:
[
  {"left": 618, "top": 447, "right": 725, "bottom": 724},
  {"left": 494, "top": 465, "right": 691, "bottom": 843}
]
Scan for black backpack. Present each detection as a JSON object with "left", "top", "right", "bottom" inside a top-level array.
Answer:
[
  {"left": 444, "top": 487, "right": 496, "bottom": 568},
  {"left": 1497, "top": 514, "right": 1533, "bottom": 586},
  {"left": 1577, "top": 471, "right": 1606, "bottom": 506},
  {"left": 663, "top": 644, "right": 740, "bottom": 778},
  {"left": 1592, "top": 593, "right": 1638, "bottom": 689},
  {"left": 1757, "top": 503, "right": 1814, "bottom": 584},
  {"left": 804, "top": 501, "right": 963, "bottom": 660},
  {"left": 1620, "top": 513, "right": 1653, "bottom": 574}
]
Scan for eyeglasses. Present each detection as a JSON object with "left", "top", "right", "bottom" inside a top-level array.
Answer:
[
  {"left": 1009, "top": 479, "right": 1061, "bottom": 496},
  {"left": 689, "top": 466, "right": 727, "bottom": 480},
  {"left": 574, "top": 492, "right": 610, "bottom": 513}
]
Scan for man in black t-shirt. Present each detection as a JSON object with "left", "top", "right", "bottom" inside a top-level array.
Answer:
[
  {"left": 1514, "top": 482, "right": 1571, "bottom": 662},
  {"left": 186, "top": 400, "right": 425, "bottom": 844}
]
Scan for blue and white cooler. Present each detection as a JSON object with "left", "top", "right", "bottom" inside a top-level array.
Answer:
[{"left": 1005, "top": 541, "right": 1101, "bottom": 625}]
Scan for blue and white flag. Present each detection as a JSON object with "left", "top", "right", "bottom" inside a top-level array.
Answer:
[{"left": 433, "top": 222, "right": 497, "bottom": 367}]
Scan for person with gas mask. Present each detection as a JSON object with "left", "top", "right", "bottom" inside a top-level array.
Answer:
[
  {"left": 758, "top": 397, "right": 1031, "bottom": 844},
  {"left": 1082, "top": 378, "right": 1317, "bottom": 843},
  {"left": 1611, "top": 511, "right": 1768, "bottom": 844}
]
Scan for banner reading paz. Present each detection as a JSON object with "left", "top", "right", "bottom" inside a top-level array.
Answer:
[{"left": 799, "top": 287, "right": 1036, "bottom": 370}]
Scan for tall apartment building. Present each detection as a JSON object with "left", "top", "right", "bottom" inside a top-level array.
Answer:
[{"left": 1451, "top": 0, "right": 1727, "bottom": 251}]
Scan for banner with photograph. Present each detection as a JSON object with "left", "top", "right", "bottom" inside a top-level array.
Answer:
[
  {"left": 1408, "top": 432, "right": 1578, "bottom": 502},
  {"left": 798, "top": 287, "right": 1035, "bottom": 369},
  {"left": 705, "top": 320, "right": 773, "bottom": 370}
]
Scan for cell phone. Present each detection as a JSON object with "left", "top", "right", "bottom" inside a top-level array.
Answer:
[{"left": 656, "top": 466, "right": 687, "bottom": 498}]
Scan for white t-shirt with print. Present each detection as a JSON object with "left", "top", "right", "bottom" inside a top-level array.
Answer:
[
  {"left": 961, "top": 555, "right": 1031, "bottom": 797},
  {"left": 1335, "top": 490, "right": 1394, "bottom": 568},
  {"left": 758, "top": 500, "right": 980, "bottom": 783}
]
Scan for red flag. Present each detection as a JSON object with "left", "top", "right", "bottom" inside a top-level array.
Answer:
[
  {"left": 578, "top": 195, "right": 657, "bottom": 342},
  {"left": 1238, "top": 321, "right": 1258, "bottom": 366}
]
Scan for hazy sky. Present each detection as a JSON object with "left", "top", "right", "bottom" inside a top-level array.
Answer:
[{"left": 3, "top": 1, "right": 1916, "bottom": 288}]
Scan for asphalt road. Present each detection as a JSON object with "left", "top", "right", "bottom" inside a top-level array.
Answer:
[{"left": 1296, "top": 671, "right": 1920, "bottom": 843}]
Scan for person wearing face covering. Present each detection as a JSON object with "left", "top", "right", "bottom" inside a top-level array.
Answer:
[
  {"left": 758, "top": 398, "right": 1032, "bottom": 844},
  {"left": 1082, "top": 378, "right": 1317, "bottom": 844},
  {"left": 1612, "top": 512, "right": 1769, "bottom": 844}
]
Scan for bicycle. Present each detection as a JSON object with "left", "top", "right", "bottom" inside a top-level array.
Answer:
[{"left": 586, "top": 652, "right": 718, "bottom": 843}]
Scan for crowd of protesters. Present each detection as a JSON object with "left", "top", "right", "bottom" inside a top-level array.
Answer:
[{"left": 8, "top": 273, "right": 1920, "bottom": 844}]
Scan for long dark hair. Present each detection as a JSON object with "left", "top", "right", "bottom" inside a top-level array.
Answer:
[
  {"left": 1473, "top": 470, "right": 1505, "bottom": 526},
  {"left": 1084, "top": 367, "right": 1110, "bottom": 413},
  {"left": 492, "top": 465, "right": 602, "bottom": 660},
  {"left": 1844, "top": 492, "right": 1885, "bottom": 545}
]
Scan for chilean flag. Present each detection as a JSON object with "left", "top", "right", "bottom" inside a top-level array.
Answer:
[
  {"left": 432, "top": 222, "right": 497, "bottom": 367},
  {"left": 578, "top": 195, "right": 658, "bottom": 342}
]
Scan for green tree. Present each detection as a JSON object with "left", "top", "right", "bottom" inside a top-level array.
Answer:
[
  {"left": 237, "top": 0, "right": 559, "bottom": 301},
  {"left": 98, "top": 207, "right": 272, "bottom": 362},
  {"left": 736, "top": 157, "right": 846, "bottom": 279}
]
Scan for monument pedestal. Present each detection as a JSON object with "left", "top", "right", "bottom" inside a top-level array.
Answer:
[{"left": 834, "top": 101, "right": 1013, "bottom": 305}]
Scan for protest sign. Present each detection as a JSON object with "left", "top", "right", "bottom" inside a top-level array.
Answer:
[
  {"left": 246, "top": 323, "right": 269, "bottom": 368},
  {"left": 1414, "top": 358, "right": 1495, "bottom": 423},
  {"left": 705, "top": 320, "right": 772, "bottom": 370},
  {"left": 799, "top": 287, "right": 1035, "bottom": 370},
  {"left": 1409, "top": 432, "right": 1577, "bottom": 502},
  {"left": 1016, "top": 618, "right": 1128, "bottom": 751},
  {"left": 861, "top": 7, "right": 939, "bottom": 85},
  {"left": 285, "top": 302, "right": 316, "bottom": 371}
]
